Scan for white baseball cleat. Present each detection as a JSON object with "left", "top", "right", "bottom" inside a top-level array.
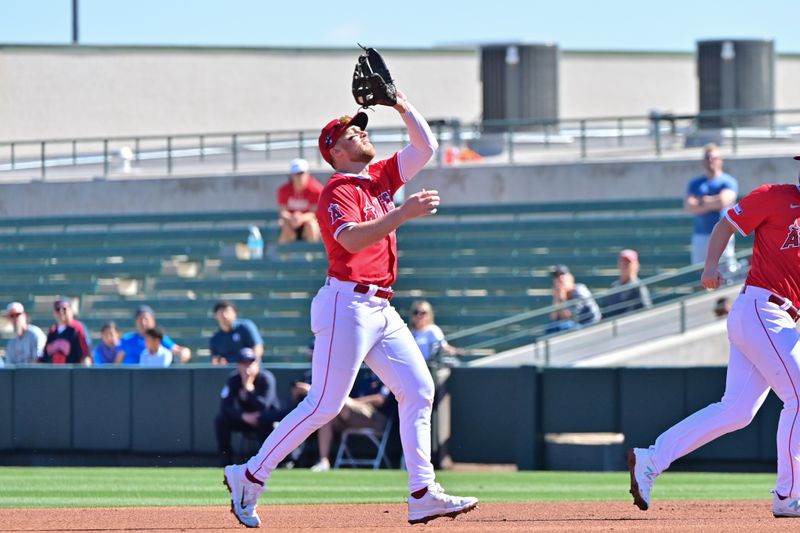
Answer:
[
  {"left": 627, "top": 448, "right": 659, "bottom": 511},
  {"left": 223, "top": 464, "right": 265, "bottom": 528},
  {"left": 407, "top": 483, "right": 479, "bottom": 524},
  {"left": 773, "top": 490, "right": 800, "bottom": 517}
]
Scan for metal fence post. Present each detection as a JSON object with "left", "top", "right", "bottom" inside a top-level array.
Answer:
[
  {"left": 232, "top": 134, "right": 238, "bottom": 171},
  {"left": 652, "top": 115, "right": 662, "bottom": 157},
  {"left": 579, "top": 120, "right": 587, "bottom": 159},
  {"left": 544, "top": 339, "right": 551, "bottom": 366},
  {"left": 10, "top": 143, "right": 15, "bottom": 170},
  {"left": 679, "top": 300, "right": 687, "bottom": 333},
  {"left": 507, "top": 124, "right": 514, "bottom": 164},
  {"left": 617, "top": 118, "right": 624, "bottom": 146},
  {"left": 264, "top": 133, "right": 270, "bottom": 160},
  {"left": 167, "top": 136, "right": 173, "bottom": 174},
  {"left": 135, "top": 138, "right": 140, "bottom": 162},
  {"left": 731, "top": 115, "right": 739, "bottom": 154},
  {"left": 769, "top": 110, "right": 776, "bottom": 139},
  {"left": 40, "top": 141, "right": 46, "bottom": 179},
  {"left": 72, "top": 140, "right": 77, "bottom": 165},
  {"left": 199, "top": 135, "right": 205, "bottom": 162},
  {"left": 298, "top": 131, "right": 304, "bottom": 160},
  {"left": 102, "top": 139, "right": 108, "bottom": 176}
]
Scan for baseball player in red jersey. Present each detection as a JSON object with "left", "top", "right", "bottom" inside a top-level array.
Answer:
[
  {"left": 629, "top": 157, "right": 800, "bottom": 518},
  {"left": 223, "top": 88, "right": 478, "bottom": 528}
]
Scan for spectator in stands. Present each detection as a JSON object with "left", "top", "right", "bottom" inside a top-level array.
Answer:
[
  {"left": 139, "top": 326, "right": 173, "bottom": 367},
  {"left": 293, "top": 369, "right": 394, "bottom": 472},
  {"left": 546, "top": 265, "right": 602, "bottom": 333},
  {"left": 209, "top": 301, "right": 264, "bottom": 365},
  {"left": 93, "top": 321, "right": 121, "bottom": 366},
  {"left": 601, "top": 249, "right": 653, "bottom": 318},
  {"left": 277, "top": 158, "right": 323, "bottom": 243},
  {"left": 685, "top": 144, "right": 738, "bottom": 270},
  {"left": 215, "top": 347, "right": 285, "bottom": 465},
  {"left": 5, "top": 302, "right": 46, "bottom": 365},
  {"left": 714, "top": 296, "right": 732, "bottom": 319},
  {"left": 42, "top": 296, "right": 92, "bottom": 365},
  {"left": 407, "top": 300, "right": 462, "bottom": 364},
  {"left": 115, "top": 305, "right": 191, "bottom": 364}
]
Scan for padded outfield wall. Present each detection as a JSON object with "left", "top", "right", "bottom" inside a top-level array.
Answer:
[{"left": 0, "top": 366, "right": 781, "bottom": 471}]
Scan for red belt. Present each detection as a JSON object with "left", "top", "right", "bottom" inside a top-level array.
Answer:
[
  {"left": 743, "top": 286, "right": 800, "bottom": 322},
  {"left": 353, "top": 283, "right": 394, "bottom": 300}
]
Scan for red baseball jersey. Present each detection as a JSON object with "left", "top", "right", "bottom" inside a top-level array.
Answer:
[
  {"left": 316, "top": 154, "right": 404, "bottom": 287},
  {"left": 276, "top": 177, "right": 324, "bottom": 213},
  {"left": 726, "top": 183, "right": 800, "bottom": 307}
]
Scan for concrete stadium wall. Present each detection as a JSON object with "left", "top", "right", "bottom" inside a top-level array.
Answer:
[
  {"left": 0, "top": 154, "right": 795, "bottom": 218},
  {"left": 2, "top": 45, "right": 800, "bottom": 141},
  {"left": 0, "top": 365, "right": 780, "bottom": 471}
]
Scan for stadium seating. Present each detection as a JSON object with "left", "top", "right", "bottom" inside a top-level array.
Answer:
[{"left": 0, "top": 198, "right": 740, "bottom": 362}]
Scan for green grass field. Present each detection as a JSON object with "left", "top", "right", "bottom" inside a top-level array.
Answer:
[{"left": 0, "top": 467, "right": 778, "bottom": 508}]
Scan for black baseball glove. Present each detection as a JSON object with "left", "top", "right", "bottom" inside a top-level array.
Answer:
[{"left": 352, "top": 45, "right": 397, "bottom": 108}]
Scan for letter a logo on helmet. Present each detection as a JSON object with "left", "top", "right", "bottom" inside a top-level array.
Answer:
[{"left": 328, "top": 203, "right": 345, "bottom": 225}]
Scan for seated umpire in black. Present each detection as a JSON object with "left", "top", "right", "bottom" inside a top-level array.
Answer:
[
  {"left": 215, "top": 348, "right": 286, "bottom": 465},
  {"left": 209, "top": 301, "right": 264, "bottom": 365}
]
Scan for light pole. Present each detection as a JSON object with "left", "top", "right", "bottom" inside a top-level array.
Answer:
[{"left": 72, "top": 0, "right": 79, "bottom": 44}]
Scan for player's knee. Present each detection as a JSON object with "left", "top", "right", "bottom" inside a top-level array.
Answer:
[
  {"left": 721, "top": 405, "right": 759, "bottom": 431},
  {"left": 309, "top": 399, "right": 346, "bottom": 423},
  {"left": 781, "top": 396, "right": 800, "bottom": 415},
  {"left": 399, "top": 378, "right": 434, "bottom": 410}
]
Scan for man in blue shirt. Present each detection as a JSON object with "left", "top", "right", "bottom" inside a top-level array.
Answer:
[
  {"left": 684, "top": 143, "right": 738, "bottom": 271},
  {"left": 115, "top": 305, "right": 191, "bottom": 364},
  {"left": 209, "top": 301, "right": 264, "bottom": 365}
]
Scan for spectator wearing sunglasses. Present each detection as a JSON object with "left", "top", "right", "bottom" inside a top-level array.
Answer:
[
  {"left": 407, "top": 300, "right": 462, "bottom": 362},
  {"left": 42, "top": 296, "right": 92, "bottom": 365}
]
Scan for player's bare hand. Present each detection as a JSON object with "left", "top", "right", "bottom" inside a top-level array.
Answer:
[
  {"left": 402, "top": 189, "right": 440, "bottom": 220},
  {"left": 393, "top": 89, "right": 408, "bottom": 112},
  {"left": 701, "top": 267, "right": 724, "bottom": 290}
]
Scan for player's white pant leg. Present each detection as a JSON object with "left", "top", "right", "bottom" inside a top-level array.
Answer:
[
  {"left": 730, "top": 290, "right": 800, "bottom": 498},
  {"left": 246, "top": 286, "right": 378, "bottom": 481},
  {"left": 648, "top": 338, "right": 769, "bottom": 473},
  {"left": 364, "top": 304, "right": 436, "bottom": 492}
]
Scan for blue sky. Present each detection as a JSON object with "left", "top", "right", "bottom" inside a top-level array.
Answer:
[{"left": 2, "top": 0, "right": 799, "bottom": 52}]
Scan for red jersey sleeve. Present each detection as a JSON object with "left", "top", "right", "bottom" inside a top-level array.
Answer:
[
  {"left": 276, "top": 182, "right": 291, "bottom": 208},
  {"left": 367, "top": 153, "right": 404, "bottom": 196},
  {"left": 318, "top": 179, "right": 362, "bottom": 240},
  {"left": 726, "top": 184, "right": 773, "bottom": 236}
]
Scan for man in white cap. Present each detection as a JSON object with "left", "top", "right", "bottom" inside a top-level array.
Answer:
[
  {"left": 276, "top": 158, "right": 323, "bottom": 243},
  {"left": 5, "top": 302, "right": 46, "bottom": 365}
]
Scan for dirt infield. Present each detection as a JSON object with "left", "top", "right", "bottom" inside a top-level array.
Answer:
[{"left": 0, "top": 501, "right": 792, "bottom": 532}]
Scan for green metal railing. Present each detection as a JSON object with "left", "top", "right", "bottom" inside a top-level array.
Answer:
[
  {"left": 449, "top": 249, "right": 752, "bottom": 365},
  {"left": 1, "top": 108, "right": 799, "bottom": 180}
]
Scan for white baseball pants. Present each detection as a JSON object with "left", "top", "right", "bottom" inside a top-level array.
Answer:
[
  {"left": 647, "top": 285, "right": 800, "bottom": 498},
  {"left": 247, "top": 278, "right": 436, "bottom": 492}
]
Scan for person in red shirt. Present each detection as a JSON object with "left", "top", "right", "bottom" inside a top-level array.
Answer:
[
  {"left": 223, "top": 89, "right": 478, "bottom": 528},
  {"left": 628, "top": 162, "right": 800, "bottom": 518},
  {"left": 276, "top": 158, "right": 324, "bottom": 243}
]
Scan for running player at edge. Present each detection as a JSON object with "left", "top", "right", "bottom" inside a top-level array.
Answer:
[
  {"left": 628, "top": 154, "right": 800, "bottom": 518},
  {"left": 223, "top": 88, "right": 478, "bottom": 527}
]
